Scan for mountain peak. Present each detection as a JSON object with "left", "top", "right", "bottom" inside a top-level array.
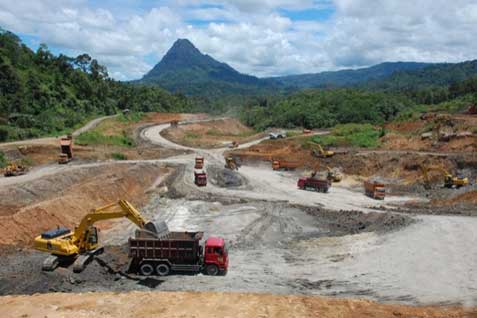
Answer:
[
  {"left": 141, "top": 38, "right": 260, "bottom": 94},
  {"left": 169, "top": 38, "right": 201, "bottom": 55}
]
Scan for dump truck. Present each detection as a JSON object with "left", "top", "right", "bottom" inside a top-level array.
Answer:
[
  {"left": 194, "top": 170, "right": 207, "bottom": 186},
  {"left": 364, "top": 180, "right": 385, "bottom": 200},
  {"left": 272, "top": 160, "right": 299, "bottom": 171},
  {"left": 195, "top": 156, "right": 204, "bottom": 169},
  {"left": 34, "top": 200, "right": 159, "bottom": 272},
  {"left": 3, "top": 163, "right": 28, "bottom": 177},
  {"left": 297, "top": 176, "right": 330, "bottom": 192},
  {"left": 129, "top": 227, "right": 228, "bottom": 276},
  {"left": 58, "top": 134, "right": 73, "bottom": 164},
  {"left": 170, "top": 120, "right": 179, "bottom": 128}
]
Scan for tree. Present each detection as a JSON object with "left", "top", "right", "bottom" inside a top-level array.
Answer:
[{"left": 74, "top": 53, "right": 92, "bottom": 72}]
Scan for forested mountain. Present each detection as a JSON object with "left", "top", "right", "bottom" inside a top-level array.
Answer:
[
  {"left": 140, "top": 38, "right": 477, "bottom": 99},
  {"left": 266, "top": 62, "right": 431, "bottom": 89},
  {"left": 140, "top": 39, "right": 273, "bottom": 96},
  {"left": 0, "top": 28, "right": 193, "bottom": 141}
]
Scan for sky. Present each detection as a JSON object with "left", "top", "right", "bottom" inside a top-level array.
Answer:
[{"left": 0, "top": 0, "right": 476, "bottom": 81}]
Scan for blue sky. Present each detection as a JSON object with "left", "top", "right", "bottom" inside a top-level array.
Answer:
[{"left": 1, "top": 0, "right": 475, "bottom": 80}]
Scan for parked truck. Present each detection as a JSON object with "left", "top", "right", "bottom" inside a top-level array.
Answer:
[
  {"left": 58, "top": 134, "right": 73, "bottom": 164},
  {"left": 129, "top": 230, "right": 228, "bottom": 276},
  {"left": 297, "top": 176, "right": 330, "bottom": 192},
  {"left": 194, "top": 170, "right": 207, "bottom": 186},
  {"left": 272, "top": 160, "right": 299, "bottom": 171},
  {"left": 364, "top": 180, "right": 385, "bottom": 200},
  {"left": 194, "top": 156, "right": 204, "bottom": 169}
]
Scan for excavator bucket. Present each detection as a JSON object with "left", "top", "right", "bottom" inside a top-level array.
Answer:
[{"left": 139, "top": 221, "right": 170, "bottom": 239}]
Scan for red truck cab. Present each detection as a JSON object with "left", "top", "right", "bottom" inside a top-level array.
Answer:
[{"left": 204, "top": 237, "right": 228, "bottom": 275}]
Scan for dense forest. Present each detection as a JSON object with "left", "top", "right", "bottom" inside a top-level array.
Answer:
[
  {"left": 0, "top": 28, "right": 194, "bottom": 141},
  {"left": 241, "top": 77, "right": 477, "bottom": 130}
]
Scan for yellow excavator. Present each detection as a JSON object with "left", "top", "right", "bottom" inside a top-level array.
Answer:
[
  {"left": 3, "top": 162, "right": 28, "bottom": 177},
  {"left": 326, "top": 166, "right": 343, "bottom": 182},
  {"left": 420, "top": 165, "right": 469, "bottom": 189},
  {"left": 34, "top": 200, "right": 159, "bottom": 272},
  {"left": 224, "top": 157, "right": 239, "bottom": 170},
  {"left": 308, "top": 141, "right": 334, "bottom": 158}
]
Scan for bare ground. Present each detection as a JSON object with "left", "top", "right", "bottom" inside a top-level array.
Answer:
[{"left": 1, "top": 291, "right": 476, "bottom": 318}]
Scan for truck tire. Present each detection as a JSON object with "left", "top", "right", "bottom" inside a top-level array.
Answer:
[
  {"left": 206, "top": 264, "right": 219, "bottom": 276},
  {"left": 156, "top": 263, "right": 170, "bottom": 276},
  {"left": 139, "top": 263, "right": 154, "bottom": 276}
]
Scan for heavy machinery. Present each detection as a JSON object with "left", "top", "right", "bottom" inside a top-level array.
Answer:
[
  {"left": 224, "top": 157, "right": 239, "bottom": 170},
  {"left": 229, "top": 141, "right": 239, "bottom": 148},
  {"left": 364, "top": 180, "right": 385, "bottom": 200},
  {"left": 3, "top": 163, "right": 28, "bottom": 177},
  {"left": 420, "top": 165, "right": 469, "bottom": 189},
  {"left": 272, "top": 160, "right": 299, "bottom": 171},
  {"left": 129, "top": 225, "right": 228, "bottom": 276},
  {"left": 58, "top": 134, "right": 73, "bottom": 164},
  {"left": 297, "top": 173, "right": 330, "bottom": 192},
  {"left": 34, "top": 200, "right": 158, "bottom": 273},
  {"left": 326, "top": 166, "right": 342, "bottom": 182},
  {"left": 269, "top": 131, "right": 287, "bottom": 139},
  {"left": 308, "top": 141, "right": 334, "bottom": 158},
  {"left": 170, "top": 120, "right": 179, "bottom": 128},
  {"left": 195, "top": 156, "right": 204, "bottom": 169},
  {"left": 194, "top": 170, "right": 207, "bottom": 186}
]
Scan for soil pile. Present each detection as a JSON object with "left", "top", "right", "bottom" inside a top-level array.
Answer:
[{"left": 0, "top": 163, "right": 165, "bottom": 246}]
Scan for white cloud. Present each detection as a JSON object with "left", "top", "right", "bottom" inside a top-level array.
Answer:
[{"left": 0, "top": 0, "right": 475, "bottom": 80}]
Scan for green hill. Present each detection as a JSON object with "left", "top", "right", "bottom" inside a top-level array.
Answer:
[{"left": 0, "top": 28, "right": 192, "bottom": 141}]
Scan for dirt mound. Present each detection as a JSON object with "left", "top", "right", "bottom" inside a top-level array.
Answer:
[
  {"left": 300, "top": 206, "right": 414, "bottom": 235},
  {"left": 208, "top": 166, "right": 246, "bottom": 188},
  {"left": 0, "top": 162, "right": 166, "bottom": 247},
  {"left": 1, "top": 291, "right": 475, "bottom": 318}
]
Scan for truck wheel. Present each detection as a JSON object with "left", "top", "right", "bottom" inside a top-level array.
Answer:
[
  {"left": 139, "top": 263, "right": 154, "bottom": 276},
  {"left": 156, "top": 264, "right": 170, "bottom": 276},
  {"left": 206, "top": 264, "right": 219, "bottom": 276}
]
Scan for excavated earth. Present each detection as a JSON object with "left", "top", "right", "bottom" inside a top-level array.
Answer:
[{"left": 1, "top": 114, "right": 477, "bottom": 317}]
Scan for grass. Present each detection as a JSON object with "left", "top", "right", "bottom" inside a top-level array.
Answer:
[
  {"left": 206, "top": 128, "right": 257, "bottom": 138},
  {"left": 76, "top": 131, "right": 135, "bottom": 147},
  {"left": 117, "top": 112, "right": 145, "bottom": 123},
  {"left": 311, "top": 123, "right": 381, "bottom": 148},
  {"left": 0, "top": 151, "right": 6, "bottom": 168},
  {"left": 111, "top": 152, "right": 128, "bottom": 160},
  {"left": 184, "top": 131, "right": 200, "bottom": 139}
]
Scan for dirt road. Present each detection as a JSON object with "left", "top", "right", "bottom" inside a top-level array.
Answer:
[
  {"left": 142, "top": 122, "right": 422, "bottom": 211},
  {"left": 0, "top": 115, "right": 116, "bottom": 148}
]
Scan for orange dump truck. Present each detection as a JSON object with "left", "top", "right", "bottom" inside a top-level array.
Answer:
[
  {"left": 195, "top": 157, "right": 204, "bottom": 169},
  {"left": 194, "top": 170, "right": 207, "bottom": 187},
  {"left": 272, "top": 160, "right": 299, "bottom": 171},
  {"left": 58, "top": 135, "right": 73, "bottom": 164},
  {"left": 364, "top": 180, "right": 385, "bottom": 200}
]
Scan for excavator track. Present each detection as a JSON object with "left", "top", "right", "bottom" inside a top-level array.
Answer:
[
  {"left": 72, "top": 248, "right": 104, "bottom": 273},
  {"left": 42, "top": 255, "right": 60, "bottom": 271}
]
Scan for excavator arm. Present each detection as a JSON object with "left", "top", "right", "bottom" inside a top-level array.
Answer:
[{"left": 34, "top": 200, "right": 157, "bottom": 272}]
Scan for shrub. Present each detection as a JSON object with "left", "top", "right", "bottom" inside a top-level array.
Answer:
[
  {"left": 111, "top": 152, "right": 128, "bottom": 160},
  {"left": 311, "top": 123, "right": 381, "bottom": 148},
  {"left": 0, "top": 150, "right": 6, "bottom": 168},
  {"left": 76, "top": 131, "right": 135, "bottom": 147}
]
